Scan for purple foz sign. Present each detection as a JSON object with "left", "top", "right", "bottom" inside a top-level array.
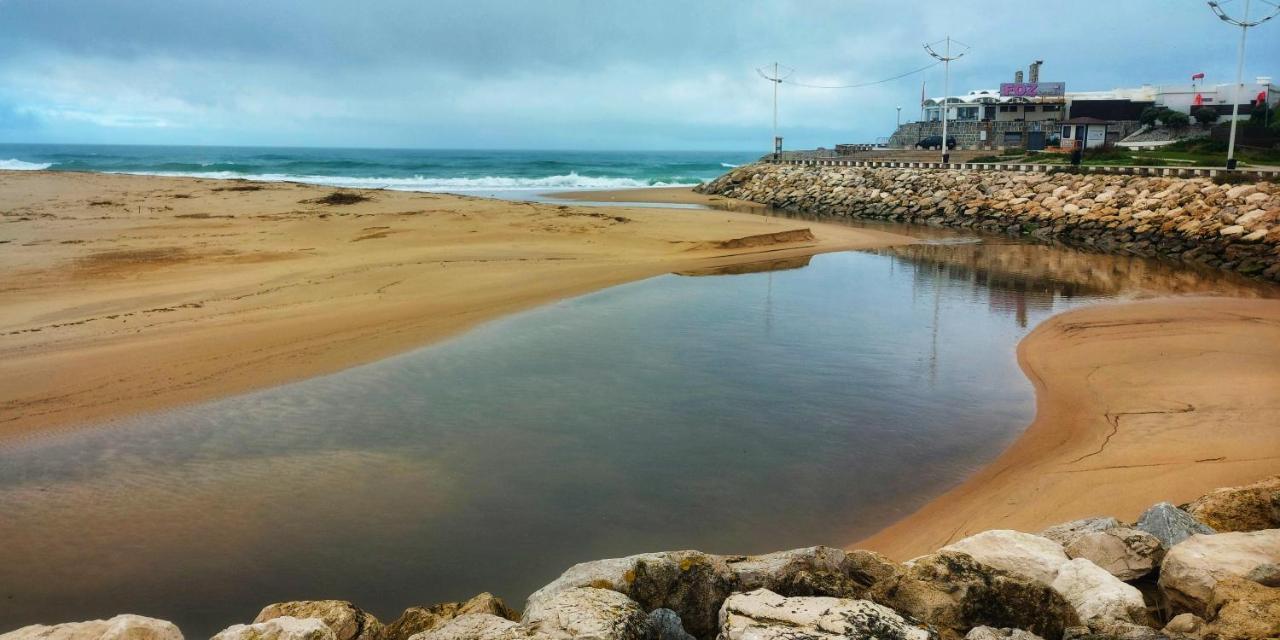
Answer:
[{"left": 999, "top": 82, "right": 1065, "bottom": 98}]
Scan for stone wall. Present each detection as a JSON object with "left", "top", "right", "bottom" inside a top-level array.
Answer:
[{"left": 695, "top": 163, "right": 1280, "bottom": 283}]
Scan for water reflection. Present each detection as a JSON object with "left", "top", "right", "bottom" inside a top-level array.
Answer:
[{"left": 0, "top": 242, "right": 1274, "bottom": 635}]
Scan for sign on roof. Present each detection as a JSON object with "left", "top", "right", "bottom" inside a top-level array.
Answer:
[{"left": 999, "top": 82, "right": 1065, "bottom": 98}]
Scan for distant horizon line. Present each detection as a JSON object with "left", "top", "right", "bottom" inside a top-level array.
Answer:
[{"left": 0, "top": 141, "right": 765, "bottom": 154}]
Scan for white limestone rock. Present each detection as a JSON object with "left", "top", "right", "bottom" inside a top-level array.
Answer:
[
  {"left": 1159, "top": 529, "right": 1280, "bottom": 614},
  {"left": 408, "top": 614, "right": 533, "bottom": 640},
  {"left": 1064, "top": 527, "right": 1164, "bottom": 581},
  {"left": 0, "top": 615, "right": 183, "bottom": 640},
  {"left": 718, "top": 589, "right": 937, "bottom": 640},
  {"left": 212, "top": 617, "right": 335, "bottom": 640},
  {"left": 1040, "top": 518, "right": 1122, "bottom": 547},
  {"left": 964, "top": 627, "right": 1045, "bottom": 640},
  {"left": 941, "top": 530, "right": 1069, "bottom": 585},
  {"left": 1050, "top": 559, "right": 1151, "bottom": 627},
  {"left": 522, "top": 587, "right": 648, "bottom": 640}
]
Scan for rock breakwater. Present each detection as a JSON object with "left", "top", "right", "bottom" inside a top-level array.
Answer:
[
  {"left": 4, "top": 477, "right": 1277, "bottom": 640},
  {"left": 695, "top": 163, "right": 1280, "bottom": 283}
]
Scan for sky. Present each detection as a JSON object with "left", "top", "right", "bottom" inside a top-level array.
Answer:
[{"left": 0, "top": 0, "right": 1277, "bottom": 151}]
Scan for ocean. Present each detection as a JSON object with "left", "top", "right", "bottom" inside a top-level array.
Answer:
[{"left": 0, "top": 144, "right": 757, "bottom": 192}]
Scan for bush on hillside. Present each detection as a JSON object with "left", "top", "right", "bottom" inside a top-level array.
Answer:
[
  {"left": 1164, "top": 111, "right": 1191, "bottom": 128},
  {"left": 1193, "top": 107, "right": 1219, "bottom": 125}
]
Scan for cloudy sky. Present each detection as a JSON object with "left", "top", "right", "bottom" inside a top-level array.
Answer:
[{"left": 1, "top": 0, "right": 1277, "bottom": 151}]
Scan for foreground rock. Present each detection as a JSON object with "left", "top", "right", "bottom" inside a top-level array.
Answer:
[
  {"left": 718, "top": 589, "right": 936, "bottom": 640},
  {"left": 254, "top": 601, "right": 382, "bottom": 640},
  {"left": 1185, "top": 475, "right": 1280, "bottom": 533},
  {"left": 1050, "top": 559, "right": 1150, "bottom": 628},
  {"left": 1202, "top": 577, "right": 1280, "bottom": 640},
  {"left": 523, "top": 546, "right": 895, "bottom": 639},
  {"left": 0, "top": 615, "right": 183, "bottom": 640},
  {"left": 940, "top": 531, "right": 1070, "bottom": 585},
  {"left": 1158, "top": 529, "right": 1280, "bottom": 614},
  {"left": 1040, "top": 519, "right": 1122, "bottom": 548},
  {"left": 869, "top": 551, "right": 1079, "bottom": 640},
  {"left": 1134, "top": 503, "right": 1215, "bottom": 550},
  {"left": 213, "top": 617, "right": 335, "bottom": 640},
  {"left": 1064, "top": 528, "right": 1164, "bottom": 581},
  {"left": 965, "top": 627, "right": 1044, "bottom": 640},
  {"left": 522, "top": 587, "right": 649, "bottom": 640},
  {"left": 383, "top": 593, "right": 517, "bottom": 640},
  {"left": 408, "top": 614, "right": 528, "bottom": 640}
]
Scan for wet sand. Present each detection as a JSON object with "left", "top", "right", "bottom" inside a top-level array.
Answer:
[
  {"left": 0, "top": 172, "right": 913, "bottom": 439},
  {"left": 858, "top": 296, "right": 1280, "bottom": 558}
]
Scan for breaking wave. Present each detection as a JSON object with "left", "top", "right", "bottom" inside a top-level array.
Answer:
[
  {"left": 106, "top": 170, "right": 699, "bottom": 191},
  {"left": 0, "top": 158, "right": 53, "bottom": 170}
]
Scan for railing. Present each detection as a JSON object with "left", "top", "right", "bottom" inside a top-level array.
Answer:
[{"left": 776, "top": 157, "right": 1280, "bottom": 179}]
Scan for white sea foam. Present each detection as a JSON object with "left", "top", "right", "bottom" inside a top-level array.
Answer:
[
  {"left": 720, "top": 162, "right": 740, "bottom": 168},
  {"left": 105, "top": 170, "right": 698, "bottom": 192},
  {"left": 0, "top": 158, "right": 54, "bottom": 170}
]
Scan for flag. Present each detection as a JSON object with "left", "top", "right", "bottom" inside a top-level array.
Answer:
[
  {"left": 1193, "top": 93, "right": 1203, "bottom": 107},
  {"left": 1257, "top": 90, "right": 1268, "bottom": 105},
  {"left": 1191, "top": 72, "right": 1205, "bottom": 81}
]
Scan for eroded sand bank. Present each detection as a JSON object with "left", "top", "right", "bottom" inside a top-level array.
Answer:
[
  {"left": 858, "top": 296, "right": 1280, "bottom": 558},
  {"left": 0, "top": 172, "right": 913, "bottom": 439}
]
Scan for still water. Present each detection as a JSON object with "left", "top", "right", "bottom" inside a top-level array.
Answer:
[{"left": 0, "top": 239, "right": 1273, "bottom": 634}]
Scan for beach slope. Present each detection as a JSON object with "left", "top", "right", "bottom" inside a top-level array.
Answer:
[{"left": 857, "top": 296, "right": 1280, "bottom": 558}]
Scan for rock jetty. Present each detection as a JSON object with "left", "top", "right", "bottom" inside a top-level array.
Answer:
[
  {"left": 3, "top": 476, "right": 1277, "bottom": 640},
  {"left": 694, "top": 163, "right": 1280, "bottom": 283}
]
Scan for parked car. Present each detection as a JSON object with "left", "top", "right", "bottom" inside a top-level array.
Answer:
[{"left": 915, "top": 135, "right": 957, "bottom": 150}]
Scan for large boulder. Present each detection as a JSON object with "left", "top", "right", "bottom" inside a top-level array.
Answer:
[
  {"left": 1202, "top": 577, "right": 1280, "bottom": 640},
  {"left": 1064, "top": 528, "right": 1164, "bottom": 581},
  {"left": 255, "top": 601, "right": 382, "bottom": 640},
  {"left": 522, "top": 587, "right": 649, "bottom": 640},
  {"left": 0, "top": 615, "right": 183, "bottom": 640},
  {"left": 523, "top": 550, "right": 733, "bottom": 639},
  {"left": 1041, "top": 519, "right": 1122, "bottom": 548},
  {"left": 869, "top": 551, "right": 1080, "bottom": 640},
  {"left": 1135, "top": 504, "right": 1214, "bottom": 550},
  {"left": 212, "top": 618, "right": 335, "bottom": 640},
  {"left": 643, "top": 609, "right": 694, "bottom": 640},
  {"left": 1185, "top": 476, "right": 1280, "bottom": 533},
  {"left": 726, "top": 546, "right": 898, "bottom": 599},
  {"left": 384, "top": 593, "right": 519, "bottom": 640},
  {"left": 965, "top": 627, "right": 1045, "bottom": 640},
  {"left": 941, "top": 531, "right": 1070, "bottom": 585},
  {"left": 1158, "top": 529, "right": 1280, "bottom": 614},
  {"left": 523, "top": 546, "right": 896, "bottom": 640},
  {"left": 407, "top": 614, "right": 535, "bottom": 640},
  {"left": 1050, "top": 559, "right": 1151, "bottom": 628},
  {"left": 717, "top": 589, "right": 937, "bottom": 640}
]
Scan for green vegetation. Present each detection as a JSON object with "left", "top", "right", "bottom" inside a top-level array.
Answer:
[{"left": 1193, "top": 107, "right": 1219, "bottom": 125}]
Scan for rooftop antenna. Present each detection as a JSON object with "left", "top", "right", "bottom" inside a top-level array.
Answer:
[
  {"left": 1208, "top": 0, "right": 1280, "bottom": 169},
  {"left": 923, "top": 37, "right": 970, "bottom": 164},
  {"left": 757, "top": 63, "right": 794, "bottom": 161}
]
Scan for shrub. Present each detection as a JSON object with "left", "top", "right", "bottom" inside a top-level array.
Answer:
[
  {"left": 1139, "top": 106, "right": 1162, "bottom": 127},
  {"left": 1164, "top": 111, "right": 1191, "bottom": 128},
  {"left": 1193, "top": 107, "right": 1219, "bottom": 125},
  {"left": 308, "top": 191, "right": 373, "bottom": 205}
]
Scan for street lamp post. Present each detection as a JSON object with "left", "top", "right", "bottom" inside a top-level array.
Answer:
[
  {"left": 896, "top": 106, "right": 902, "bottom": 128},
  {"left": 1209, "top": 0, "right": 1279, "bottom": 170},
  {"left": 924, "top": 37, "right": 969, "bottom": 164}
]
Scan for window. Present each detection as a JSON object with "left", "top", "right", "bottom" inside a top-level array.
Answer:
[
  {"left": 1025, "top": 105, "right": 1038, "bottom": 112},
  {"left": 1043, "top": 104, "right": 1061, "bottom": 112},
  {"left": 1000, "top": 105, "right": 1016, "bottom": 112},
  {"left": 1061, "top": 126, "right": 1071, "bottom": 139}
]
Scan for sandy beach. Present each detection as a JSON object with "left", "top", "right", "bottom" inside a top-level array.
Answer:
[
  {"left": 0, "top": 172, "right": 911, "bottom": 440},
  {"left": 858, "top": 296, "right": 1280, "bottom": 558},
  {"left": 5, "top": 173, "right": 1279, "bottom": 561}
]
